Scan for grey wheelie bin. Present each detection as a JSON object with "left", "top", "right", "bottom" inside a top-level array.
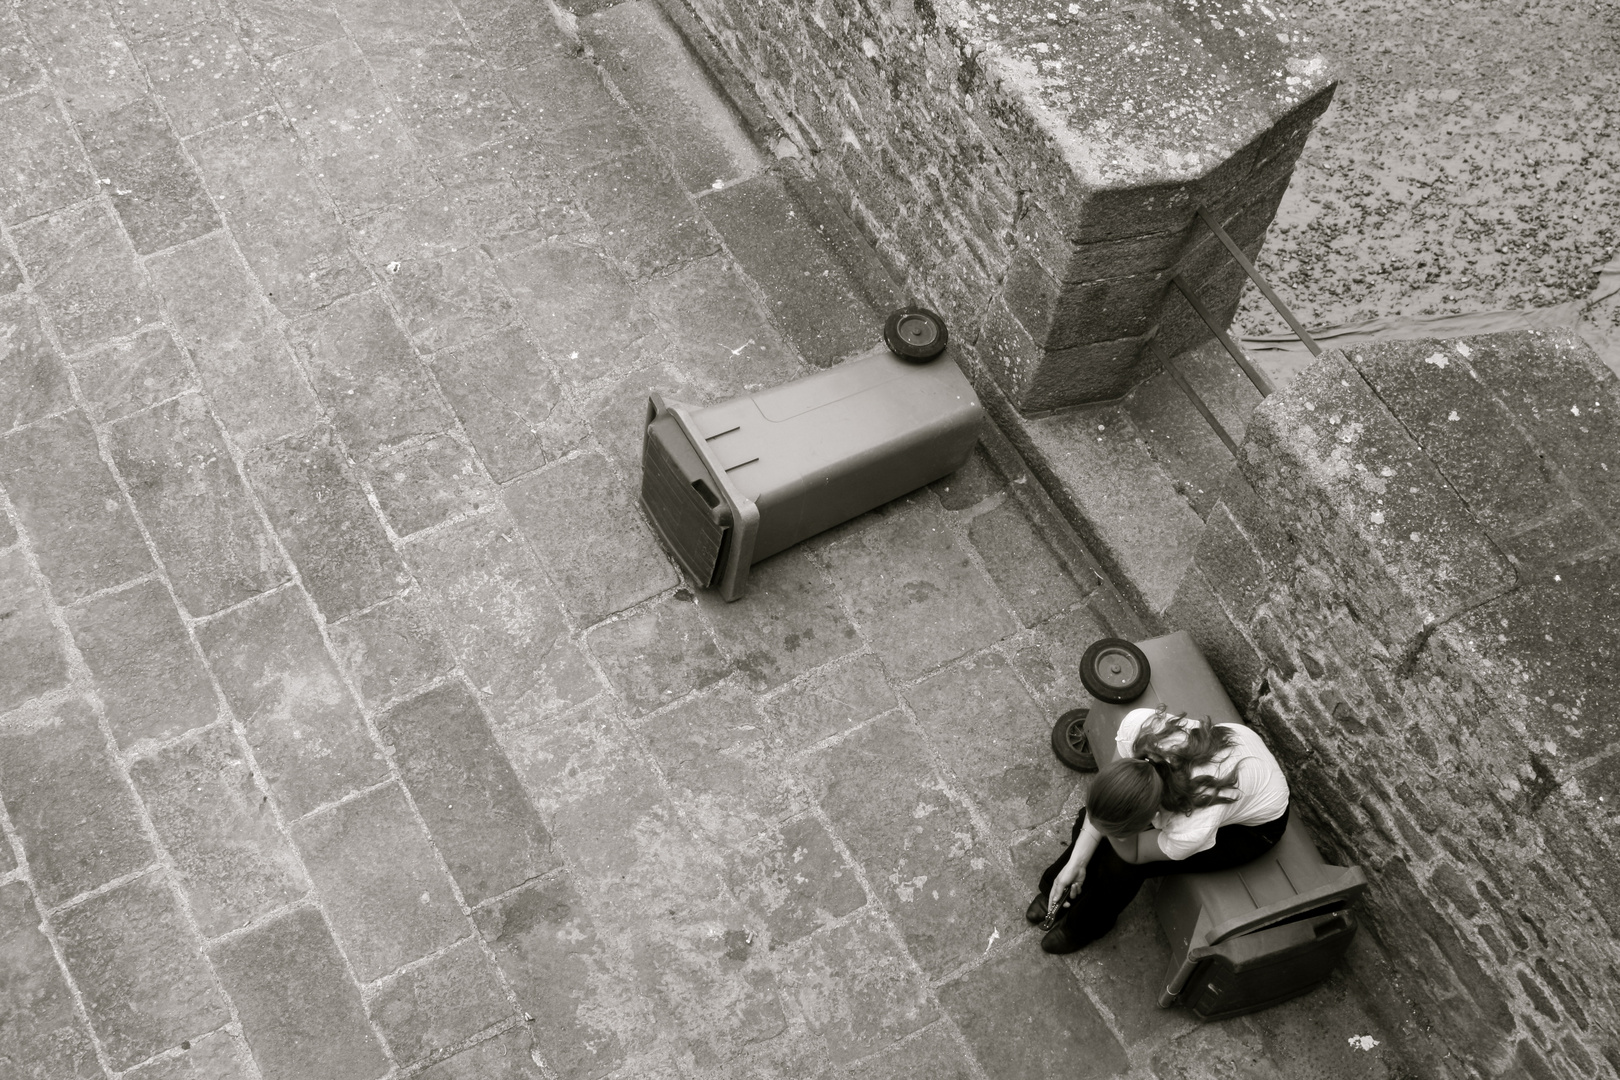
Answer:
[
  {"left": 1081, "top": 632, "right": 1368, "bottom": 1020},
  {"left": 639, "top": 309, "right": 982, "bottom": 600}
]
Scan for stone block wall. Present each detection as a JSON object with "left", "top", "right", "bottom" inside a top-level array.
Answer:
[
  {"left": 657, "top": 0, "right": 1334, "bottom": 412},
  {"left": 1168, "top": 330, "right": 1620, "bottom": 1079}
]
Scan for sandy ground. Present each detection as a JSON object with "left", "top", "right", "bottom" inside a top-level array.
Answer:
[{"left": 1241, "top": 0, "right": 1620, "bottom": 335}]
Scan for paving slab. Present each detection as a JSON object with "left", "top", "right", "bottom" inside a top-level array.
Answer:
[
  {"left": 415, "top": 1026, "right": 547, "bottom": 1080},
  {"left": 14, "top": 0, "right": 144, "bottom": 118},
  {"left": 128, "top": 724, "right": 308, "bottom": 938},
  {"left": 51, "top": 872, "right": 228, "bottom": 1070},
  {"left": 404, "top": 512, "right": 600, "bottom": 724},
  {"left": 428, "top": 326, "right": 587, "bottom": 483},
  {"left": 266, "top": 38, "right": 434, "bottom": 218},
  {"left": 11, "top": 199, "right": 160, "bottom": 355},
  {"left": 108, "top": 394, "right": 287, "bottom": 617},
  {"left": 289, "top": 782, "right": 466, "bottom": 982},
  {"left": 69, "top": 327, "right": 197, "bottom": 424},
  {"left": 495, "top": 238, "right": 668, "bottom": 390},
  {"left": 640, "top": 253, "right": 805, "bottom": 397},
  {"left": 188, "top": 111, "right": 370, "bottom": 317},
  {"left": 0, "top": 697, "right": 156, "bottom": 906},
  {"left": 695, "top": 547, "right": 859, "bottom": 690},
  {"left": 805, "top": 712, "right": 1015, "bottom": 980},
  {"left": 75, "top": 96, "right": 220, "bottom": 256},
  {"left": 777, "top": 908, "right": 936, "bottom": 1065},
  {"left": 197, "top": 586, "right": 386, "bottom": 817},
  {"left": 367, "top": 936, "right": 514, "bottom": 1068},
  {"left": 358, "top": 204, "right": 517, "bottom": 354},
  {"left": 132, "top": 23, "right": 271, "bottom": 137},
  {"left": 326, "top": 592, "right": 456, "bottom": 710},
  {"left": 905, "top": 651, "right": 1073, "bottom": 835},
  {"left": 65, "top": 578, "right": 218, "bottom": 748},
  {"left": 0, "top": 15, "right": 45, "bottom": 100},
  {"left": 0, "top": 292, "right": 88, "bottom": 427},
  {"left": 242, "top": 424, "right": 409, "bottom": 620},
  {"left": 838, "top": 1023, "right": 976, "bottom": 1080},
  {"left": 762, "top": 653, "right": 897, "bottom": 749},
  {"left": 586, "top": 594, "right": 729, "bottom": 716},
  {"left": 0, "top": 548, "right": 69, "bottom": 713},
  {"left": 636, "top": 681, "right": 800, "bottom": 846},
  {"left": 377, "top": 681, "right": 557, "bottom": 906},
  {"left": 472, "top": 872, "right": 632, "bottom": 1080},
  {"left": 700, "top": 176, "right": 877, "bottom": 368},
  {"left": 936, "top": 937, "right": 1129, "bottom": 1080},
  {"left": 966, "top": 497, "right": 1088, "bottom": 628},
  {"left": 816, "top": 496, "right": 1019, "bottom": 680},
  {"left": 211, "top": 906, "right": 389, "bottom": 1080},
  {"left": 0, "top": 880, "right": 102, "bottom": 1080},
  {"left": 364, "top": 435, "right": 498, "bottom": 538},
  {"left": 722, "top": 813, "right": 867, "bottom": 950},
  {"left": 121, "top": 1028, "right": 256, "bottom": 1080},
  {"left": 287, "top": 292, "right": 455, "bottom": 458},
  {"left": 0, "top": 91, "right": 97, "bottom": 225},
  {"left": 579, "top": 2, "right": 766, "bottom": 194},
  {"left": 0, "top": 409, "right": 154, "bottom": 603}
]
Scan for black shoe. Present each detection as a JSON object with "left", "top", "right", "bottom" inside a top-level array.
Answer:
[
  {"left": 1025, "top": 894, "right": 1048, "bottom": 924},
  {"left": 1040, "top": 924, "right": 1083, "bottom": 954}
]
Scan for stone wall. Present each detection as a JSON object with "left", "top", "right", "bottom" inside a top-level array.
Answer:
[
  {"left": 1168, "top": 330, "right": 1620, "bottom": 1079},
  {"left": 655, "top": 0, "right": 1334, "bottom": 411}
]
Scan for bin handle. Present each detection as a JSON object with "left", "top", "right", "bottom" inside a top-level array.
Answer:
[{"left": 663, "top": 402, "right": 760, "bottom": 601}]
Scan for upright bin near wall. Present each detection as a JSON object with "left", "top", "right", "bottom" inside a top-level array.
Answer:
[{"left": 639, "top": 323, "right": 982, "bottom": 600}]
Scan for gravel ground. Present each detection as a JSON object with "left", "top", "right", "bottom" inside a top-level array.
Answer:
[{"left": 1239, "top": 0, "right": 1620, "bottom": 334}]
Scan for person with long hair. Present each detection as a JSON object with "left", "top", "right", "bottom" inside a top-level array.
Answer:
[{"left": 1028, "top": 704, "right": 1291, "bottom": 953}]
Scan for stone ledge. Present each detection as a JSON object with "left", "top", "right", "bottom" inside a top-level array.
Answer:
[{"left": 659, "top": 0, "right": 1334, "bottom": 412}]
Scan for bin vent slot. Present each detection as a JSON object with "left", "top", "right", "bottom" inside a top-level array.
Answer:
[{"left": 641, "top": 427, "right": 729, "bottom": 588}]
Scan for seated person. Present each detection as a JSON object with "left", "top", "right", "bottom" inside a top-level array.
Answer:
[{"left": 1028, "top": 704, "right": 1291, "bottom": 954}]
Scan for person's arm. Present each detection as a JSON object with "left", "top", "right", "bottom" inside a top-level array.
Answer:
[
  {"left": 1107, "top": 828, "right": 1173, "bottom": 864},
  {"left": 1048, "top": 818, "right": 1104, "bottom": 908}
]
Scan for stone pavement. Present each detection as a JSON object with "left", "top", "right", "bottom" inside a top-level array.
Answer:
[{"left": 0, "top": 1, "right": 1403, "bottom": 1078}]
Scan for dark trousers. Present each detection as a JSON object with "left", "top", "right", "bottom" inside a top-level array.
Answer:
[{"left": 1038, "top": 806, "right": 1290, "bottom": 947}]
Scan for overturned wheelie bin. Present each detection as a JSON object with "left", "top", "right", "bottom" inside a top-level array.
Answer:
[
  {"left": 1061, "top": 632, "right": 1368, "bottom": 1020},
  {"left": 639, "top": 309, "right": 982, "bottom": 600}
]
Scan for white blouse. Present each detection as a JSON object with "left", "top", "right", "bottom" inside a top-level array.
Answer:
[{"left": 1113, "top": 707, "right": 1291, "bottom": 860}]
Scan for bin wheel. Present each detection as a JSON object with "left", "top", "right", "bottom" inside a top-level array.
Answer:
[
  {"left": 1078, "top": 638, "right": 1151, "bottom": 703},
  {"left": 1051, "top": 708, "right": 1096, "bottom": 772},
  {"left": 883, "top": 307, "right": 949, "bottom": 361}
]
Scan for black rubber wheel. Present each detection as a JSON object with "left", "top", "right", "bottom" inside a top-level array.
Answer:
[
  {"left": 883, "top": 307, "right": 949, "bottom": 361},
  {"left": 1078, "top": 638, "right": 1152, "bottom": 704},
  {"left": 1050, "top": 708, "right": 1096, "bottom": 772}
]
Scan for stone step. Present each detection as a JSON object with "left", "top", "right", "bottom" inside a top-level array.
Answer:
[
  {"left": 578, "top": 0, "right": 766, "bottom": 194},
  {"left": 1122, "top": 336, "right": 1265, "bottom": 520},
  {"left": 1008, "top": 398, "right": 1208, "bottom": 620}
]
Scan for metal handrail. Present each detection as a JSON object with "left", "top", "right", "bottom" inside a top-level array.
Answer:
[
  {"left": 1194, "top": 207, "right": 1322, "bottom": 359},
  {"left": 1152, "top": 206, "right": 1321, "bottom": 458}
]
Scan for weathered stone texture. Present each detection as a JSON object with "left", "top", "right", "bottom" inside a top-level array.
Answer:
[
  {"left": 66, "top": 578, "right": 218, "bottom": 748},
  {"left": 1171, "top": 330, "right": 1620, "bottom": 1079},
  {"left": 0, "top": 881, "right": 101, "bottom": 1079},
  {"left": 0, "top": 409, "right": 154, "bottom": 602},
  {"left": 109, "top": 394, "right": 287, "bottom": 616},
  {"left": 212, "top": 906, "right": 389, "bottom": 1080},
  {"left": 376, "top": 682, "right": 556, "bottom": 906},
  {"left": 128, "top": 725, "right": 308, "bottom": 937},
  {"left": 197, "top": 586, "right": 386, "bottom": 817},
  {"left": 664, "top": 0, "right": 1333, "bottom": 410},
  {"left": 51, "top": 872, "right": 229, "bottom": 1070},
  {"left": 0, "top": 697, "right": 155, "bottom": 906}
]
